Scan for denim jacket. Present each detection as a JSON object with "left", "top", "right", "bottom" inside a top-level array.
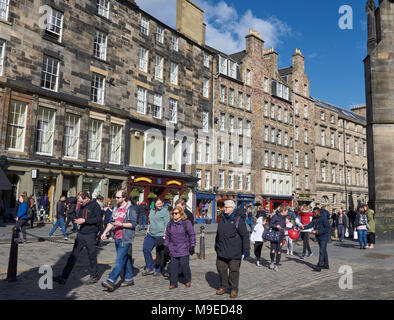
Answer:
[{"left": 111, "top": 203, "right": 138, "bottom": 245}]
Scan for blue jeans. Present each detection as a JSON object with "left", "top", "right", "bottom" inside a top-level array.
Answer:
[
  {"left": 358, "top": 229, "right": 368, "bottom": 248},
  {"left": 246, "top": 217, "right": 254, "bottom": 231},
  {"left": 169, "top": 256, "right": 191, "bottom": 286},
  {"left": 143, "top": 233, "right": 162, "bottom": 273},
  {"left": 49, "top": 217, "right": 67, "bottom": 238},
  {"left": 108, "top": 239, "right": 133, "bottom": 283},
  {"left": 139, "top": 215, "right": 146, "bottom": 230}
]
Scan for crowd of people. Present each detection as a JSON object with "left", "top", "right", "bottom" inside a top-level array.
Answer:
[{"left": 8, "top": 190, "right": 377, "bottom": 298}]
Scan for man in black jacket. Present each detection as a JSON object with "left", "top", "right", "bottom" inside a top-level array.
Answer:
[
  {"left": 53, "top": 192, "right": 102, "bottom": 285},
  {"left": 214, "top": 200, "right": 249, "bottom": 299},
  {"left": 64, "top": 197, "right": 78, "bottom": 233}
]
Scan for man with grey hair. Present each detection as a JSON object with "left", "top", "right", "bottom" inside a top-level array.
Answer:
[{"left": 214, "top": 199, "right": 249, "bottom": 298}]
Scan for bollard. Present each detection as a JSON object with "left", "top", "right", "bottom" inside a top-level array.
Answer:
[
  {"left": 199, "top": 225, "right": 205, "bottom": 260},
  {"left": 6, "top": 226, "right": 20, "bottom": 282}
]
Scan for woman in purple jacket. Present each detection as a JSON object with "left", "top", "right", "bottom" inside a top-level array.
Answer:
[{"left": 164, "top": 206, "right": 196, "bottom": 289}]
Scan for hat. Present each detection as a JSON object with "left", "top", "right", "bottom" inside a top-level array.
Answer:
[{"left": 313, "top": 207, "right": 320, "bottom": 212}]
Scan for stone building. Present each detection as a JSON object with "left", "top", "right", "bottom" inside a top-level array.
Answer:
[
  {"left": 0, "top": 0, "right": 209, "bottom": 219},
  {"left": 279, "top": 49, "right": 316, "bottom": 208},
  {"left": 312, "top": 98, "right": 368, "bottom": 213},
  {"left": 364, "top": 0, "right": 394, "bottom": 241}
]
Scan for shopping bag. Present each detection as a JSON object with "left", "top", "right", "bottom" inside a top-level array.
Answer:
[
  {"left": 353, "top": 229, "right": 358, "bottom": 240},
  {"left": 345, "top": 228, "right": 349, "bottom": 238}
]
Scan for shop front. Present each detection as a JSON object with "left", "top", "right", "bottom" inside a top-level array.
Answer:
[
  {"left": 237, "top": 194, "right": 256, "bottom": 209},
  {"left": 127, "top": 168, "right": 197, "bottom": 213},
  {"left": 194, "top": 192, "right": 216, "bottom": 224},
  {"left": 261, "top": 196, "right": 293, "bottom": 214}
]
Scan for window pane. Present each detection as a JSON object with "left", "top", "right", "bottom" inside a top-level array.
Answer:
[{"left": 36, "top": 107, "right": 55, "bottom": 155}]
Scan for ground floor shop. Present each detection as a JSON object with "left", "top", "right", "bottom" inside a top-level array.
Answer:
[
  {"left": 194, "top": 192, "right": 216, "bottom": 224},
  {"left": 237, "top": 194, "right": 256, "bottom": 209},
  {"left": 3, "top": 159, "right": 127, "bottom": 221},
  {"left": 259, "top": 195, "right": 293, "bottom": 214}
]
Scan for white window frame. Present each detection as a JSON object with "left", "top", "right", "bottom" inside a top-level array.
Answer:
[
  {"left": 330, "top": 132, "right": 335, "bottom": 148},
  {"left": 219, "top": 170, "right": 225, "bottom": 189},
  {"left": 219, "top": 85, "right": 225, "bottom": 103},
  {"left": 203, "top": 52, "right": 210, "bottom": 68},
  {"left": 295, "top": 151, "right": 299, "bottom": 166},
  {"left": 246, "top": 69, "right": 251, "bottom": 85},
  {"left": 153, "top": 93, "right": 162, "bottom": 119},
  {"left": 41, "top": 55, "right": 59, "bottom": 92},
  {"left": 197, "top": 141, "right": 202, "bottom": 163},
  {"left": 229, "top": 116, "right": 234, "bottom": 134},
  {"left": 246, "top": 120, "right": 251, "bottom": 137},
  {"left": 304, "top": 153, "right": 309, "bottom": 168},
  {"left": 87, "top": 118, "right": 103, "bottom": 162},
  {"left": 271, "top": 128, "right": 275, "bottom": 144},
  {"left": 304, "top": 129, "right": 308, "bottom": 144},
  {"left": 304, "top": 105, "right": 308, "bottom": 119},
  {"left": 264, "top": 126, "right": 269, "bottom": 142},
  {"left": 246, "top": 147, "right": 251, "bottom": 165},
  {"left": 0, "top": 39, "right": 5, "bottom": 76},
  {"left": 97, "top": 0, "right": 110, "bottom": 19},
  {"left": 264, "top": 101, "right": 269, "bottom": 117},
  {"left": 109, "top": 123, "right": 122, "bottom": 164},
  {"left": 137, "top": 87, "right": 147, "bottom": 114},
  {"left": 0, "top": 0, "right": 10, "bottom": 21},
  {"left": 202, "top": 112, "right": 209, "bottom": 133},
  {"left": 246, "top": 95, "right": 251, "bottom": 111},
  {"left": 203, "top": 78, "right": 209, "bottom": 98},
  {"left": 219, "top": 113, "right": 225, "bottom": 131},
  {"left": 237, "top": 173, "right": 243, "bottom": 191},
  {"left": 229, "top": 89, "right": 234, "bottom": 106},
  {"left": 171, "top": 34, "right": 179, "bottom": 52},
  {"left": 229, "top": 171, "right": 234, "bottom": 190},
  {"left": 321, "top": 130, "right": 326, "bottom": 146},
  {"left": 229, "top": 143, "right": 234, "bottom": 162},
  {"left": 196, "top": 169, "right": 202, "bottom": 188},
  {"left": 156, "top": 26, "right": 164, "bottom": 44},
  {"left": 205, "top": 143, "right": 210, "bottom": 164},
  {"left": 6, "top": 100, "right": 28, "bottom": 152},
  {"left": 284, "top": 155, "right": 289, "bottom": 170},
  {"left": 238, "top": 92, "right": 243, "bottom": 109},
  {"left": 45, "top": 7, "right": 63, "bottom": 42},
  {"left": 205, "top": 171, "right": 210, "bottom": 190},
  {"left": 264, "top": 77, "right": 268, "bottom": 92},
  {"left": 154, "top": 55, "right": 163, "bottom": 80},
  {"left": 141, "top": 17, "right": 149, "bottom": 36},
  {"left": 246, "top": 174, "right": 251, "bottom": 191},
  {"left": 169, "top": 99, "right": 178, "bottom": 124},
  {"left": 138, "top": 47, "right": 148, "bottom": 73},
  {"left": 170, "top": 62, "right": 178, "bottom": 85},
  {"left": 93, "top": 30, "right": 108, "bottom": 61},
  {"left": 238, "top": 118, "right": 243, "bottom": 136},
  {"left": 264, "top": 151, "right": 269, "bottom": 167},
  {"left": 63, "top": 114, "right": 80, "bottom": 159},
  {"left": 91, "top": 73, "right": 105, "bottom": 105}
]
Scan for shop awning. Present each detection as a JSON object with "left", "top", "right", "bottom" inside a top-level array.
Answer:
[{"left": 0, "top": 168, "right": 12, "bottom": 190}]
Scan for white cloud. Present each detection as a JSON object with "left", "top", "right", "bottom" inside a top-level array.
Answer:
[{"left": 136, "top": 0, "right": 292, "bottom": 54}]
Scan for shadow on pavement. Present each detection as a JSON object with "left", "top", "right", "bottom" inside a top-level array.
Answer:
[
  {"left": 205, "top": 271, "right": 220, "bottom": 290},
  {"left": 1, "top": 238, "right": 113, "bottom": 300},
  {"left": 285, "top": 257, "right": 316, "bottom": 270}
]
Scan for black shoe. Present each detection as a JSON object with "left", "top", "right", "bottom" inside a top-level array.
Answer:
[
  {"left": 322, "top": 265, "right": 330, "bottom": 269},
  {"left": 53, "top": 276, "right": 66, "bottom": 285},
  {"left": 120, "top": 280, "right": 135, "bottom": 287},
  {"left": 313, "top": 266, "right": 322, "bottom": 272},
  {"left": 101, "top": 280, "right": 115, "bottom": 291},
  {"left": 363, "top": 247, "right": 367, "bottom": 250},
  {"left": 86, "top": 277, "right": 99, "bottom": 285}
]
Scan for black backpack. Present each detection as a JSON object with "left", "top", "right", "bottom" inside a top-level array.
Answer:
[{"left": 169, "top": 219, "right": 189, "bottom": 238}]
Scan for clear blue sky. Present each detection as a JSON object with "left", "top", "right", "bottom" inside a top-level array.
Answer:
[{"left": 137, "top": 0, "right": 368, "bottom": 110}]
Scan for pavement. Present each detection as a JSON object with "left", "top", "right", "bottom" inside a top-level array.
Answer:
[
  {"left": 0, "top": 221, "right": 219, "bottom": 244},
  {"left": 1, "top": 224, "right": 393, "bottom": 300}
]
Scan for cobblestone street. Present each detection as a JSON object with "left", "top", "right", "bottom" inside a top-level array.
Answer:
[{"left": 1, "top": 228, "right": 393, "bottom": 300}]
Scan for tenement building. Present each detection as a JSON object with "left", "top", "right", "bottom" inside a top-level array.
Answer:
[
  {"left": 0, "top": 0, "right": 371, "bottom": 223},
  {"left": 312, "top": 98, "right": 368, "bottom": 213},
  {"left": 364, "top": 0, "right": 394, "bottom": 241}
]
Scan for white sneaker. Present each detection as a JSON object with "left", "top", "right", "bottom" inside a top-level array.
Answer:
[
  {"left": 269, "top": 262, "right": 275, "bottom": 270},
  {"left": 273, "top": 265, "right": 279, "bottom": 272},
  {"left": 290, "top": 252, "right": 293, "bottom": 256},
  {"left": 286, "top": 250, "right": 289, "bottom": 255},
  {"left": 256, "top": 260, "right": 261, "bottom": 267}
]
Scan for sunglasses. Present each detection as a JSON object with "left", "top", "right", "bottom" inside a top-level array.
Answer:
[
  {"left": 116, "top": 197, "right": 123, "bottom": 199},
  {"left": 172, "top": 211, "right": 180, "bottom": 215}
]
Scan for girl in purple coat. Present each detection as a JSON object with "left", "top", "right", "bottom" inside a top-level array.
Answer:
[{"left": 164, "top": 206, "right": 196, "bottom": 289}]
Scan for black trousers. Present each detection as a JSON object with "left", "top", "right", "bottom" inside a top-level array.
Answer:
[
  {"left": 216, "top": 257, "right": 241, "bottom": 292},
  {"left": 302, "top": 232, "right": 311, "bottom": 255},
  {"left": 270, "top": 240, "right": 283, "bottom": 265},
  {"left": 317, "top": 238, "right": 329, "bottom": 267},
  {"left": 367, "top": 232, "right": 376, "bottom": 245},
  {"left": 65, "top": 217, "right": 78, "bottom": 232},
  {"left": 61, "top": 232, "right": 98, "bottom": 281},
  {"left": 254, "top": 242, "right": 264, "bottom": 259}
]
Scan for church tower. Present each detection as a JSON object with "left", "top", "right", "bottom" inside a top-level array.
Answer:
[{"left": 364, "top": 0, "right": 394, "bottom": 241}]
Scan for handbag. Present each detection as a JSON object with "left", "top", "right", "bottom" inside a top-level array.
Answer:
[
  {"left": 263, "top": 228, "right": 280, "bottom": 242},
  {"left": 345, "top": 228, "right": 349, "bottom": 238}
]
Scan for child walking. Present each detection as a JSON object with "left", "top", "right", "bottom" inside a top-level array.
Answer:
[
  {"left": 285, "top": 217, "right": 294, "bottom": 256},
  {"left": 250, "top": 217, "right": 265, "bottom": 266}
]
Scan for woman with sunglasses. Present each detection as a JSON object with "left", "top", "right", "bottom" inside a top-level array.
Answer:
[{"left": 164, "top": 206, "right": 196, "bottom": 289}]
